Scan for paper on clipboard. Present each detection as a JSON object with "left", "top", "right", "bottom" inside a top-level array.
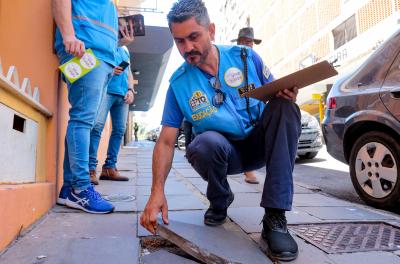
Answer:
[{"left": 246, "top": 60, "right": 338, "bottom": 102}]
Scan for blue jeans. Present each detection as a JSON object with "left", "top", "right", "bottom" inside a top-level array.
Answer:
[
  {"left": 186, "top": 98, "right": 301, "bottom": 211},
  {"left": 63, "top": 61, "right": 113, "bottom": 190},
  {"left": 89, "top": 93, "right": 129, "bottom": 170}
]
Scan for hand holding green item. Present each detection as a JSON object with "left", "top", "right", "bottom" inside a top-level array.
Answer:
[{"left": 59, "top": 49, "right": 100, "bottom": 83}]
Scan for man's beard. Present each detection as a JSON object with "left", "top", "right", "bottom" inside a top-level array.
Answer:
[{"left": 184, "top": 46, "right": 211, "bottom": 66}]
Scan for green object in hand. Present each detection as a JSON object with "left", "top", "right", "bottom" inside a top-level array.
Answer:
[{"left": 59, "top": 49, "right": 100, "bottom": 84}]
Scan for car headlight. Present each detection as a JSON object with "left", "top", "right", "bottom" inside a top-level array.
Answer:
[{"left": 308, "top": 116, "right": 321, "bottom": 130}]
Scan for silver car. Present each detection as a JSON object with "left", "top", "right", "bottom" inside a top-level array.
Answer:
[
  {"left": 322, "top": 29, "right": 400, "bottom": 209},
  {"left": 297, "top": 110, "right": 323, "bottom": 160}
]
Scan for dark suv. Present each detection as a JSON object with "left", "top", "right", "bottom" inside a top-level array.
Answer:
[{"left": 322, "top": 29, "right": 400, "bottom": 209}]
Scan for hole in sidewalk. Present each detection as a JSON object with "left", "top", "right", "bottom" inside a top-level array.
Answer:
[{"left": 140, "top": 236, "right": 203, "bottom": 263}]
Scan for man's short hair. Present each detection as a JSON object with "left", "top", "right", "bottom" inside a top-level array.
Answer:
[{"left": 167, "top": 0, "right": 210, "bottom": 28}]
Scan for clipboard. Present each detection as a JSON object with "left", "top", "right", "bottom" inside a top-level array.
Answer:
[{"left": 246, "top": 60, "right": 338, "bottom": 101}]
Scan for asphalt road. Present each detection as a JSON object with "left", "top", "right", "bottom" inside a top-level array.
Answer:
[{"left": 258, "top": 146, "right": 365, "bottom": 205}]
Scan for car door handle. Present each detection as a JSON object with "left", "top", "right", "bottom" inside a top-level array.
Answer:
[{"left": 390, "top": 88, "right": 400, "bottom": 98}]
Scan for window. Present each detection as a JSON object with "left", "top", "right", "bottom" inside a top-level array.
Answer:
[{"left": 332, "top": 15, "right": 357, "bottom": 49}]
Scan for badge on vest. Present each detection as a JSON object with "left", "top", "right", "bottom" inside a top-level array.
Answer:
[
  {"left": 238, "top": 83, "right": 256, "bottom": 97},
  {"left": 224, "top": 67, "right": 243, "bottom": 87},
  {"left": 189, "top": 91, "right": 210, "bottom": 112}
]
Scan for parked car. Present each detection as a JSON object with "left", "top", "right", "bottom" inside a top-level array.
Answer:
[
  {"left": 297, "top": 110, "right": 323, "bottom": 160},
  {"left": 146, "top": 127, "right": 160, "bottom": 142},
  {"left": 322, "top": 29, "right": 400, "bottom": 209}
]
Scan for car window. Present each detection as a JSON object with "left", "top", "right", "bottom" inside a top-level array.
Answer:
[
  {"left": 347, "top": 30, "right": 400, "bottom": 89},
  {"left": 382, "top": 50, "right": 400, "bottom": 87}
]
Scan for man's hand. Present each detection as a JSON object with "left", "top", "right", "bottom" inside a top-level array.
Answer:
[
  {"left": 114, "top": 66, "right": 124, "bottom": 75},
  {"left": 63, "top": 35, "right": 86, "bottom": 58},
  {"left": 140, "top": 192, "right": 169, "bottom": 234},
  {"left": 124, "top": 89, "right": 134, "bottom": 104},
  {"left": 276, "top": 86, "right": 298, "bottom": 102},
  {"left": 118, "top": 20, "right": 135, "bottom": 46}
]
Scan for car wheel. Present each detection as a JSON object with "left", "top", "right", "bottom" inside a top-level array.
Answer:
[
  {"left": 349, "top": 131, "right": 400, "bottom": 208},
  {"left": 177, "top": 134, "right": 186, "bottom": 150},
  {"left": 298, "top": 152, "right": 318, "bottom": 160}
]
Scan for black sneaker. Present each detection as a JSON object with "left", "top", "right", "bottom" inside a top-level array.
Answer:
[
  {"left": 204, "top": 192, "right": 234, "bottom": 226},
  {"left": 261, "top": 209, "right": 298, "bottom": 261}
]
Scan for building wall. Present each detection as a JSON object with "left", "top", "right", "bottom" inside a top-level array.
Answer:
[
  {"left": 0, "top": 0, "right": 112, "bottom": 251},
  {"left": 209, "top": 0, "right": 400, "bottom": 107}
]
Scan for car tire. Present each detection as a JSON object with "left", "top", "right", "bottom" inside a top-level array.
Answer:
[
  {"left": 349, "top": 131, "right": 400, "bottom": 209},
  {"left": 298, "top": 152, "right": 318, "bottom": 160},
  {"left": 177, "top": 134, "right": 186, "bottom": 150}
]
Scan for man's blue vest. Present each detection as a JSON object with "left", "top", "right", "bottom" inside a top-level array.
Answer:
[
  {"left": 108, "top": 47, "right": 130, "bottom": 96},
  {"left": 54, "top": 0, "right": 118, "bottom": 66},
  {"left": 170, "top": 45, "right": 264, "bottom": 140}
]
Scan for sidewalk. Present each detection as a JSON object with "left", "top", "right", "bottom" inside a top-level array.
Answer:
[{"left": 1, "top": 141, "right": 400, "bottom": 263}]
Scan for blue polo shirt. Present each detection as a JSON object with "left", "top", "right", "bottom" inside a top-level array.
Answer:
[
  {"left": 107, "top": 47, "right": 131, "bottom": 96},
  {"left": 161, "top": 48, "right": 274, "bottom": 129},
  {"left": 54, "top": 0, "right": 118, "bottom": 66}
]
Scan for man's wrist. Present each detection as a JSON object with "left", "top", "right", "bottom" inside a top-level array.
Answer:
[{"left": 128, "top": 87, "right": 137, "bottom": 94}]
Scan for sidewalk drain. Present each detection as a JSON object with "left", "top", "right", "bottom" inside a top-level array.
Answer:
[
  {"left": 102, "top": 194, "right": 135, "bottom": 202},
  {"left": 290, "top": 222, "right": 400, "bottom": 254}
]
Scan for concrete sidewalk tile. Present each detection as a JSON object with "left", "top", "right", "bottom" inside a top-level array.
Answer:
[
  {"left": 141, "top": 250, "right": 199, "bottom": 264},
  {"left": 293, "top": 185, "right": 315, "bottom": 194},
  {"left": 137, "top": 182, "right": 192, "bottom": 196},
  {"left": 293, "top": 193, "right": 354, "bottom": 207},
  {"left": 137, "top": 210, "right": 206, "bottom": 237},
  {"left": 137, "top": 194, "right": 207, "bottom": 211},
  {"left": 328, "top": 251, "right": 400, "bottom": 264},
  {"left": 0, "top": 213, "right": 140, "bottom": 264},
  {"left": 230, "top": 193, "right": 263, "bottom": 208},
  {"left": 193, "top": 184, "right": 207, "bottom": 195},
  {"left": 97, "top": 180, "right": 137, "bottom": 187},
  {"left": 112, "top": 201, "right": 137, "bottom": 212},
  {"left": 158, "top": 220, "right": 271, "bottom": 264},
  {"left": 174, "top": 169, "right": 201, "bottom": 178},
  {"left": 250, "top": 233, "right": 336, "bottom": 264},
  {"left": 96, "top": 184, "right": 136, "bottom": 196},
  {"left": 228, "top": 207, "right": 322, "bottom": 234},
  {"left": 301, "top": 206, "right": 397, "bottom": 221},
  {"left": 228, "top": 179, "right": 260, "bottom": 193}
]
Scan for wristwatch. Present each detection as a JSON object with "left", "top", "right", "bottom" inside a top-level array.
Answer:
[{"left": 128, "top": 87, "right": 137, "bottom": 94}]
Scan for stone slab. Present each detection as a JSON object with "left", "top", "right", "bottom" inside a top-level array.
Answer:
[
  {"left": 0, "top": 213, "right": 140, "bottom": 264},
  {"left": 137, "top": 195, "right": 207, "bottom": 211},
  {"left": 300, "top": 206, "right": 397, "bottom": 221},
  {"left": 228, "top": 207, "right": 322, "bottom": 233},
  {"left": 250, "top": 233, "right": 336, "bottom": 264},
  {"left": 141, "top": 250, "right": 199, "bottom": 264},
  {"left": 158, "top": 220, "right": 272, "bottom": 264},
  {"left": 230, "top": 193, "right": 263, "bottom": 208},
  {"left": 137, "top": 210, "right": 206, "bottom": 237},
  {"left": 175, "top": 169, "right": 201, "bottom": 178},
  {"left": 96, "top": 184, "right": 136, "bottom": 196},
  {"left": 228, "top": 179, "right": 260, "bottom": 193},
  {"left": 293, "top": 193, "right": 354, "bottom": 207},
  {"left": 137, "top": 182, "right": 192, "bottom": 196}
]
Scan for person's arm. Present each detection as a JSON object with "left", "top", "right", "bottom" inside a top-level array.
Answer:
[
  {"left": 140, "top": 126, "right": 178, "bottom": 234},
  {"left": 140, "top": 87, "right": 183, "bottom": 233},
  {"left": 52, "top": 0, "right": 85, "bottom": 57},
  {"left": 124, "top": 69, "right": 135, "bottom": 104}
]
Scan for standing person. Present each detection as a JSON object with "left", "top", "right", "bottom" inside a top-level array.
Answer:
[
  {"left": 89, "top": 45, "right": 136, "bottom": 184},
  {"left": 232, "top": 26, "right": 264, "bottom": 184},
  {"left": 140, "top": 0, "right": 301, "bottom": 261},
  {"left": 53, "top": 0, "right": 119, "bottom": 214},
  {"left": 134, "top": 122, "right": 140, "bottom": 142}
]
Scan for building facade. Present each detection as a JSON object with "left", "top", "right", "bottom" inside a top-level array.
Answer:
[{"left": 210, "top": 0, "right": 400, "bottom": 106}]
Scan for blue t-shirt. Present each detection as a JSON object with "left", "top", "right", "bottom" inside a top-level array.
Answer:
[{"left": 161, "top": 49, "right": 274, "bottom": 128}]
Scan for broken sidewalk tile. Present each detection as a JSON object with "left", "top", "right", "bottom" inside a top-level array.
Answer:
[{"left": 157, "top": 220, "right": 272, "bottom": 264}]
